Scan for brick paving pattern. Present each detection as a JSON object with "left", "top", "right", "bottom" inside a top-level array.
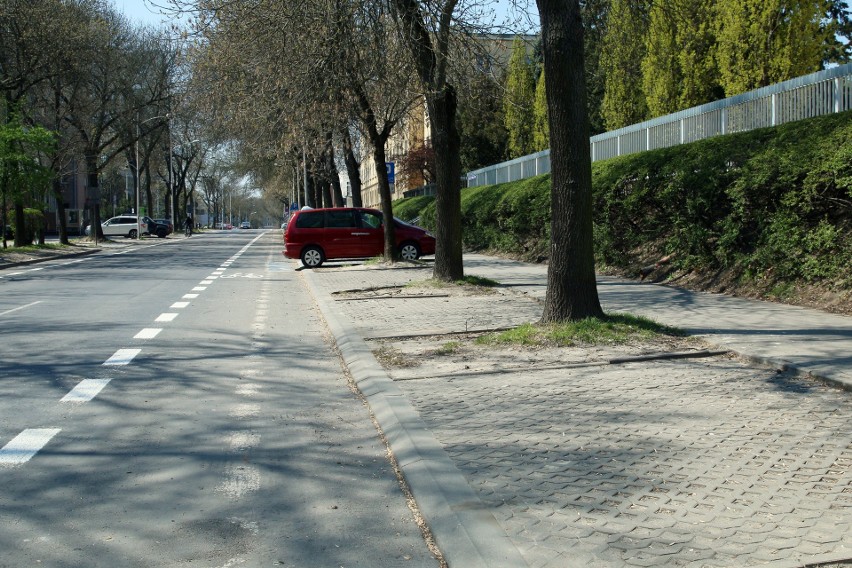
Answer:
[{"left": 310, "top": 263, "right": 852, "bottom": 567}]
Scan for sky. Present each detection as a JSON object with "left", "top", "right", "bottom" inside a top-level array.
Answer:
[
  {"left": 112, "top": 0, "right": 176, "bottom": 27},
  {"left": 112, "top": 0, "right": 539, "bottom": 31}
]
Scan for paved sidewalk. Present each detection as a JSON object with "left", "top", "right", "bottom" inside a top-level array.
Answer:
[{"left": 302, "top": 253, "right": 852, "bottom": 568}]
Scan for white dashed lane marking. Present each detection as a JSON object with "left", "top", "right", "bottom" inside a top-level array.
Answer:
[
  {"left": 0, "top": 429, "right": 61, "bottom": 465},
  {"left": 135, "top": 328, "right": 162, "bottom": 339},
  {"left": 170, "top": 302, "right": 190, "bottom": 309},
  {"left": 155, "top": 313, "right": 178, "bottom": 322},
  {"left": 0, "top": 301, "right": 42, "bottom": 317},
  {"left": 104, "top": 348, "right": 141, "bottom": 366},
  {"left": 61, "top": 379, "right": 111, "bottom": 403}
]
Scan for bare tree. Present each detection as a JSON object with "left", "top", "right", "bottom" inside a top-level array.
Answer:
[{"left": 388, "top": 0, "right": 465, "bottom": 280}]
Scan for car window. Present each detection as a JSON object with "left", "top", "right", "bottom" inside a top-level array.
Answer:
[
  {"left": 360, "top": 211, "right": 382, "bottom": 229},
  {"left": 295, "top": 211, "right": 324, "bottom": 229},
  {"left": 326, "top": 210, "right": 357, "bottom": 228}
]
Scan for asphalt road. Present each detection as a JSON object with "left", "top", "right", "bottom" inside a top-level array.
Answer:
[{"left": 0, "top": 231, "right": 438, "bottom": 567}]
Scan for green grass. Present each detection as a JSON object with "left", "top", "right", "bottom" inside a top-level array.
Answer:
[
  {"left": 476, "top": 313, "right": 684, "bottom": 347},
  {"left": 431, "top": 341, "right": 462, "bottom": 355}
]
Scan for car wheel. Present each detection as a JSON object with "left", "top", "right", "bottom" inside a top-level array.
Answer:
[
  {"left": 300, "top": 246, "right": 324, "bottom": 268},
  {"left": 157, "top": 228, "right": 167, "bottom": 238},
  {"left": 399, "top": 241, "right": 421, "bottom": 261},
  {"left": 128, "top": 229, "right": 138, "bottom": 239}
]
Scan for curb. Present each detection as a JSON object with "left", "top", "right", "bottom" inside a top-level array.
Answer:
[
  {"left": 0, "top": 247, "right": 101, "bottom": 270},
  {"left": 302, "top": 268, "right": 530, "bottom": 568}
]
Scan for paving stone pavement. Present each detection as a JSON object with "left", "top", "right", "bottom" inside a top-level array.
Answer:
[{"left": 305, "top": 260, "right": 852, "bottom": 568}]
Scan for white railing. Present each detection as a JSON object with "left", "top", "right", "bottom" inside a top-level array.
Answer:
[{"left": 466, "top": 63, "right": 852, "bottom": 187}]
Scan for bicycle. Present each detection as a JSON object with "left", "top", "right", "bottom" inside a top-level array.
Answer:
[{"left": 184, "top": 223, "right": 192, "bottom": 237}]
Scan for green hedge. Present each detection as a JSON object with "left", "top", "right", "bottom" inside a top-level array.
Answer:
[{"left": 394, "top": 110, "right": 852, "bottom": 287}]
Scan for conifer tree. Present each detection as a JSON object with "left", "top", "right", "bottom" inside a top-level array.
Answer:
[
  {"left": 715, "top": 0, "right": 830, "bottom": 95},
  {"left": 503, "top": 37, "right": 535, "bottom": 158},
  {"left": 642, "top": 0, "right": 718, "bottom": 118},
  {"left": 532, "top": 69, "right": 548, "bottom": 151},
  {"left": 601, "top": 0, "right": 649, "bottom": 130}
]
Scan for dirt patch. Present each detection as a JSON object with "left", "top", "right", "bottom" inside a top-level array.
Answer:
[{"left": 0, "top": 241, "right": 102, "bottom": 267}]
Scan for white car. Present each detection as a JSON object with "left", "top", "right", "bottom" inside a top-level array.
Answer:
[
  {"left": 85, "top": 215, "right": 152, "bottom": 238},
  {"left": 240, "top": 221, "right": 251, "bottom": 229}
]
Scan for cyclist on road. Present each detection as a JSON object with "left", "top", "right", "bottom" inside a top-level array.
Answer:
[{"left": 184, "top": 214, "right": 193, "bottom": 236}]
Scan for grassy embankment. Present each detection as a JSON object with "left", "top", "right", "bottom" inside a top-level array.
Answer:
[{"left": 394, "top": 110, "right": 852, "bottom": 315}]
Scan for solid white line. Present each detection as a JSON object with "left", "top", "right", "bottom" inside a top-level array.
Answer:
[
  {"left": 134, "top": 328, "right": 162, "bottom": 339},
  {"left": 28, "top": 267, "right": 44, "bottom": 272},
  {"left": 61, "top": 379, "right": 111, "bottom": 403},
  {"left": 155, "top": 313, "right": 178, "bottom": 322},
  {"left": 0, "top": 429, "right": 61, "bottom": 465},
  {"left": 104, "top": 348, "right": 141, "bottom": 366},
  {"left": 0, "top": 301, "right": 42, "bottom": 317},
  {"left": 170, "top": 301, "right": 190, "bottom": 309}
]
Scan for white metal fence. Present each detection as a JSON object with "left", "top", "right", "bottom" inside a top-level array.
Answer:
[{"left": 466, "top": 63, "right": 852, "bottom": 187}]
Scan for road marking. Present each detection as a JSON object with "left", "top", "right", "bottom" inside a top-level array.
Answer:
[
  {"left": 28, "top": 267, "right": 44, "bottom": 272},
  {"left": 104, "top": 348, "right": 141, "bottom": 366},
  {"left": 170, "top": 301, "right": 190, "bottom": 309},
  {"left": 200, "top": 280, "right": 213, "bottom": 285},
  {"left": 206, "top": 275, "right": 219, "bottom": 279},
  {"left": 0, "top": 429, "right": 61, "bottom": 465},
  {"left": 156, "top": 313, "right": 178, "bottom": 322},
  {"left": 183, "top": 293, "right": 199, "bottom": 299},
  {"left": 61, "top": 379, "right": 111, "bottom": 403},
  {"left": 135, "top": 328, "right": 162, "bottom": 339},
  {"left": 217, "top": 464, "right": 261, "bottom": 500},
  {"left": 192, "top": 286, "right": 207, "bottom": 291},
  {"left": 0, "top": 301, "right": 42, "bottom": 317}
]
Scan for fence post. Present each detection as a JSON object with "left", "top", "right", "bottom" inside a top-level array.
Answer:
[{"left": 835, "top": 77, "right": 842, "bottom": 114}]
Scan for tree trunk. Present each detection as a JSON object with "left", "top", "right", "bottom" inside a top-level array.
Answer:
[
  {"left": 13, "top": 203, "right": 25, "bottom": 247},
  {"left": 428, "top": 85, "right": 464, "bottom": 281},
  {"left": 86, "top": 153, "right": 103, "bottom": 240},
  {"left": 537, "top": 0, "right": 604, "bottom": 322},
  {"left": 342, "top": 129, "right": 362, "bottom": 207},
  {"left": 54, "top": 177, "right": 69, "bottom": 245},
  {"left": 371, "top": 140, "right": 397, "bottom": 261}
]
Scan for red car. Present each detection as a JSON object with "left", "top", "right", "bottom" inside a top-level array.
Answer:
[{"left": 283, "top": 207, "right": 436, "bottom": 268}]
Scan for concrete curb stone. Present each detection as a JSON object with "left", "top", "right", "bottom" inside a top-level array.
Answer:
[{"left": 302, "top": 267, "right": 530, "bottom": 568}]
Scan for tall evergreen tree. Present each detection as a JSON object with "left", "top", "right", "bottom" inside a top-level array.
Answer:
[
  {"left": 715, "top": 0, "right": 830, "bottom": 95},
  {"left": 503, "top": 36, "right": 536, "bottom": 158},
  {"left": 581, "top": 0, "right": 610, "bottom": 135},
  {"left": 532, "top": 69, "right": 548, "bottom": 151},
  {"left": 600, "top": 0, "right": 649, "bottom": 130},
  {"left": 642, "top": 0, "right": 717, "bottom": 117}
]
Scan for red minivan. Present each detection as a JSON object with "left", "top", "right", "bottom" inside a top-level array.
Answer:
[{"left": 283, "top": 207, "right": 436, "bottom": 268}]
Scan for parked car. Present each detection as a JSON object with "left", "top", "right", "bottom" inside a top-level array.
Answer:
[
  {"left": 240, "top": 221, "right": 251, "bottom": 229},
  {"left": 153, "top": 218, "right": 173, "bottom": 236},
  {"left": 283, "top": 207, "right": 436, "bottom": 268},
  {"left": 85, "top": 215, "right": 153, "bottom": 239}
]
